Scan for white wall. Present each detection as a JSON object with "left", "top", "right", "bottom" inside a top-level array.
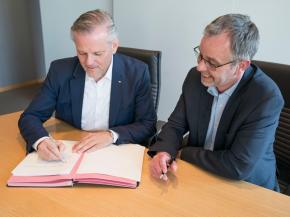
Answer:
[
  {"left": 113, "top": 0, "right": 290, "bottom": 121},
  {"left": 39, "top": 0, "right": 113, "bottom": 72}
]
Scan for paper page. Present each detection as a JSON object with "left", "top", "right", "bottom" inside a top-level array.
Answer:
[
  {"left": 74, "top": 173, "right": 137, "bottom": 188},
  {"left": 76, "top": 144, "right": 145, "bottom": 181},
  {"left": 12, "top": 140, "right": 80, "bottom": 176}
]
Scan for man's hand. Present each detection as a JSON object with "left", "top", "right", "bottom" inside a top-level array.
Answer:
[
  {"left": 149, "top": 152, "right": 177, "bottom": 181},
  {"left": 72, "top": 131, "right": 113, "bottom": 153},
  {"left": 37, "top": 138, "right": 65, "bottom": 161}
]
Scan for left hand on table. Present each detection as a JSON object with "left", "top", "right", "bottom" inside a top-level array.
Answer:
[{"left": 72, "top": 131, "right": 113, "bottom": 153}]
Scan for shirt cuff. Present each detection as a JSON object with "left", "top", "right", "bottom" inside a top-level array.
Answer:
[
  {"left": 109, "top": 130, "right": 119, "bottom": 144},
  {"left": 32, "top": 136, "right": 50, "bottom": 150}
]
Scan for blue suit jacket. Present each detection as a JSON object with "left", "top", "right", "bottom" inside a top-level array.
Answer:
[
  {"left": 19, "top": 54, "right": 157, "bottom": 153},
  {"left": 149, "top": 64, "right": 284, "bottom": 191}
]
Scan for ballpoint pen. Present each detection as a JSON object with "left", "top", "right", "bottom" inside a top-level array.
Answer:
[
  {"left": 50, "top": 137, "right": 66, "bottom": 162},
  {"left": 159, "top": 157, "right": 175, "bottom": 180}
]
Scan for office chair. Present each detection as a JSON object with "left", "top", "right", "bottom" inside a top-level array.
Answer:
[
  {"left": 117, "top": 47, "right": 161, "bottom": 112},
  {"left": 253, "top": 60, "right": 290, "bottom": 195}
]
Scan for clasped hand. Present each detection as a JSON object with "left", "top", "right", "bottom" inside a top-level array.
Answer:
[
  {"left": 37, "top": 138, "right": 65, "bottom": 161},
  {"left": 149, "top": 152, "right": 178, "bottom": 181}
]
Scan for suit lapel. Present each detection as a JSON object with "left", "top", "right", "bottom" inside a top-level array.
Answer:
[
  {"left": 70, "top": 63, "right": 85, "bottom": 129},
  {"left": 214, "top": 65, "right": 255, "bottom": 150},
  {"left": 214, "top": 95, "right": 241, "bottom": 150},
  {"left": 109, "top": 55, "right": 123, "bottom": 127},
  {"left": 198, "top": 87, "right": 213, "bottom": 146}
]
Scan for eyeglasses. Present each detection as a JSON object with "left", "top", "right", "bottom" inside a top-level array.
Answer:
[{"left": 193, "top": 46, "right": 237, "bottom": 71}]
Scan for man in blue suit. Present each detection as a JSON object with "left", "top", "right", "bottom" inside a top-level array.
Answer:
[
  {"left": 19, "top": 9, "right": 156, "bottom": 161},
  {"left": 148, "top": 14, "right": 284, "bottom": 191}
]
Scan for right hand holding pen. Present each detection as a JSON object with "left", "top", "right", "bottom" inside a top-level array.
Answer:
[
  {"left": 149, "top": 152, "right": 177, "bottom": 181},
  {"left": 37, "top": 138, "right": 65, "bottom": 161}
]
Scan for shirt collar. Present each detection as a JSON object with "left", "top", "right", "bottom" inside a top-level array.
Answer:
[{"left": 105, "top": 56, "right": 113, "bottom": 81}]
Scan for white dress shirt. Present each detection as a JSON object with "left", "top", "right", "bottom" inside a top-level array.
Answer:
[{"left": 81, "top": 60, "right": 112, "bottom": 131}]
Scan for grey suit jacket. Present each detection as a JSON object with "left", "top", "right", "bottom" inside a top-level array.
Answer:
[{"left": 148, "top": 64, "right": 284, "bottom": 191}]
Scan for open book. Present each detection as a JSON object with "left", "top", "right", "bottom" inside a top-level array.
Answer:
[{"left": 7, "top": 141, "right": 145, "bottom": 188}]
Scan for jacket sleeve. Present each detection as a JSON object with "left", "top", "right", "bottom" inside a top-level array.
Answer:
[
  {"left": 18, "top": 64, "right": 59, "bottom": 153},
  {"left": 180, "top": 92, "right": 284, "bottom": 180},
  {"left": 148, "top": 72, "right": 191, "bottom": 157}
]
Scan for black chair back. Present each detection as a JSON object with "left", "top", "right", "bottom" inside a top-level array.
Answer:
[
  {"left": 117, "top": 47, "right": 161, "bottom": 112},
  {"left": 253, "top": 60, "right": 290, "bottom": 195}
]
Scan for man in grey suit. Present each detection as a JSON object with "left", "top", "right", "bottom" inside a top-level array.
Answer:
[{"left": 148, "top": 14, "right": 284, "bottom": 191}]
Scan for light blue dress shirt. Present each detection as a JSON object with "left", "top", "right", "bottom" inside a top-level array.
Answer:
[{"left": 204, "top": 80, "right": 241, "bottom": 151}]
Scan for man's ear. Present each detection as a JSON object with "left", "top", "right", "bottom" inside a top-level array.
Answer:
[
  {"left": 234, "top": 60, "right": 251, "bottom": 79},
  {"left": 111, "top": 38, "right": 119, "bottom": 54},
  {"left": 239, "top": 60, "right": 251, "bottom": 71}
]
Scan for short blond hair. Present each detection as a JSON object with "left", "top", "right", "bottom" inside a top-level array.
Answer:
[{"left": 71, "top": 9, "right": 117, "bottom": 41}]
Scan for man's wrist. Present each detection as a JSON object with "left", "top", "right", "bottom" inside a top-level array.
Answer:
[{"left": 33, "top": 136, "right": 50, "bottom": 151}]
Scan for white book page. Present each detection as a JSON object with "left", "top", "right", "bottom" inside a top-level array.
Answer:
[
  {"left": 12, "top": 140, "right": 80, "bottom": 176},
  {"left": 76, "top": 144, "right": 145, "bottom": 181}
]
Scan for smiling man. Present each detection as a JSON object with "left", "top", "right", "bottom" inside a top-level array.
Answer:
[
  {"left": 148, "top": 14, "right": 284, "bottom": 191},
  {"left": 19, "top": 9, "right": 156, "bottom": 161}
]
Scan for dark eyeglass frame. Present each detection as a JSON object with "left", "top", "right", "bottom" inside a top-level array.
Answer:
[{"left": 193, "top": 46, "right": 237, "bottom": 70}]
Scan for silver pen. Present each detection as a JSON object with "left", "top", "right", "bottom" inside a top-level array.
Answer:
[
  {"left": 50, "top": 137, "right": 66, "bottom": 162},
  {"left": 159, "top": 158, "right": 175, "bottom": 180}
]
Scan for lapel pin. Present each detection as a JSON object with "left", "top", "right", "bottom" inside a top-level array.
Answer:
[{"left": 118, "top": 80, "right": 122, "bottom": 83}]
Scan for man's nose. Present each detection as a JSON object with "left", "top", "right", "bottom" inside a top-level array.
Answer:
[
  {"left": 196, "top": 58, "right": 207, "bottom": 72},
  {"left": 85, "top": 55, "right": 94, "bottom": 66}
]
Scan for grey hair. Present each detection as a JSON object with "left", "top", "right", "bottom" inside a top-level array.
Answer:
[
  {"left": 204, "top": 14, "right": 259, "bottom": 60},
  {"left": 70, "top": 9, "right": 118, "bottom": 42}
]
